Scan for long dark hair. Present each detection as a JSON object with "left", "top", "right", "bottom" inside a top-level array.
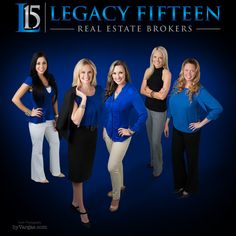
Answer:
[
  {"left": 30, "top": 52, "right": 58, "bottom": 106},
  {"left": 105, "top": 60, "right": 131, "bottom": 100}
]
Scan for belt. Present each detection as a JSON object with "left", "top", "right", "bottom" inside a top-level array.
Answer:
[{"left": 80, "top": 125, "right": 97, "bottom": 131}]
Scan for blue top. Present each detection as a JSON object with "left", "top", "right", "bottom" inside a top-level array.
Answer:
[
  {"left": 104, "top": 82, "right": 147, "bottom": 142},
  {"left": 167, "top": 86, "right": 223, "bottom": 133},
  {"left": 75, "top": 85, "right": 104, "bottom": 126},
  {"left": 24, "top": 76, "right": 56, "bottom": 124}
]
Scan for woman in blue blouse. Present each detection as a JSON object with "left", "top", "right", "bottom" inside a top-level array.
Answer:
[
  {"left": 164, "top": 58, "right": 223, "bottom": 198},
  {"left": 57, "top": 58, "right": 103, "bottom": 228},
  {"left": 12, "top": 52, "right": 65, "bottom": 183},
  {"left": 103, "top": 60, "right": 147, "bottom": 212}
]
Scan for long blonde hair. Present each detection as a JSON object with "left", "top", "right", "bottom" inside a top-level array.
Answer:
[
  {"left": 72, "top": 58, "right": 97, "bottom": 87},
  {"left": 175, "top": 58, "right": 201, "bottom": 101},
  {"left": 148, "top": 46, "right": 169, "bottom": 76}
]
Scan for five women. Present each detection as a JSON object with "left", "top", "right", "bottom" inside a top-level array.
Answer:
[{"left": 12, "top": 52, "right": 223, "bottom": 227}]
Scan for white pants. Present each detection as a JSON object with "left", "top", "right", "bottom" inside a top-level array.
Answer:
[
  {"left": 103, "top": 129, "right": 131, "bottom": 200},
  {"left": 29, "top": 121, "right": 61, "bottom": 182}
]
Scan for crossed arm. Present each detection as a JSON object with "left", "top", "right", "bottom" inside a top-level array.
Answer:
[{"left": 140, "top": 68, "right": 171, "bottom": 100}]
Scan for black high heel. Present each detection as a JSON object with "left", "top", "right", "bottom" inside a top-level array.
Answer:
[
  {"left": 70, "top": 204, "right": 91, "bottom": 228},
  {"left": 71, "top": 204, "right": 80, "bottom": 212},
  {"left": 79, "top": 211, "right": 91, "bottom": 228}
]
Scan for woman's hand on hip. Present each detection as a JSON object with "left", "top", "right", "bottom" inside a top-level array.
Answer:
[
  {"left": 118, "top": 128, "right": 132, "bottom": 137},
  {"left": 189, "top": 122, "right": 202, "bottom": 131},
  {"left": 31, "top": 108, "right": 43, "bottom": 117}
]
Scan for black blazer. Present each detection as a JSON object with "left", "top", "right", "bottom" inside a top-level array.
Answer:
[{"left": 56, "top": 87, "right": 76, "bottom": 141}]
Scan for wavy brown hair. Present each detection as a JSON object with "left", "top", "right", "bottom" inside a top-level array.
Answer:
[
  {"left": 105, "top": 60, "right": 131, "bottom": 99},
  {"left": 175, "top": 58, "right": 201, "bottom": 101}
]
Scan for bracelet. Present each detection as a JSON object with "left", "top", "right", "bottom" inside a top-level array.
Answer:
[
  {"left": 25, "top": 110, "right": 31, "bottom": 116},
  {"left": 79, "top": 104, "right": 86, "bottom": 109},
  {"left": 150, "top": 91, "right": 155, "bottom": 98},
  {"left": 55, "top": 114, "right": 59, "bottom": 118}
]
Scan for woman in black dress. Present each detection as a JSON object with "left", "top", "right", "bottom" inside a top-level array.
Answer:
[{"left": 57, "top": 58, "right": 103, "bottom": 227}]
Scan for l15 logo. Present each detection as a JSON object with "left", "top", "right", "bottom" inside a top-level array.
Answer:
[{"left": 16, "top": 3, "right": 41, "bottom": 32}]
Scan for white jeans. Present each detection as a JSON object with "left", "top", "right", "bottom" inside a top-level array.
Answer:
[
  {"left": 29, "top": 120, "right": 61, "bottom": 182},
  {"left": 103, "top": 129, "right": 131, "bottom": 200}
]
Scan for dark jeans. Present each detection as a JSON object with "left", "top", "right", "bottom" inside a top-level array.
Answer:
[{"left": 172, "top": 127, "right": 200, "bottom": 193}]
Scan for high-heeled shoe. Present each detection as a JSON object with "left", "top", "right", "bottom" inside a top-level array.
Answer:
[
  {"left": 71, "top": 204, "right": 80, "bottom": 212},
  {"left": 107, "top": 186, "right": 126, "bottom": 198},
  {"left": 109, "top": 199, "right": 120, "bottom": 212},
  {"left": 70, "top": 205, "right": 91, "bottom": 228},
  {"left": 178, "top": 190, "right": 190, "bottom": 199},
  {"left": 173, "top": 188, "right": 184, "bottom": 194},
  {"left": 79, "top": 211, "right": 91, "bottom": 228},
  {"left": 56, "top": 173, "right": 65, "bottom": 177},
  {"left": 40, "top": 179, "right": 49, "bottom": 184}
]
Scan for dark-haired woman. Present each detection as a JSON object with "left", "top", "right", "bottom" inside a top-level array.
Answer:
[
  {"left": 103, "top": 60, "right": 147, "bottom": 212},
  {"left": 12, "top": 52, "right": 64, "bottom": 183}
]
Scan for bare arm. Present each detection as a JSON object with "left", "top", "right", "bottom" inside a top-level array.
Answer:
[
  {"left": 152, "top": 69, "right": 172, "bottom": 100},
  {"left": 140, "top": 68, "right": 153, "bottom": 97},
  {"left": 52, "top": 100, "right": 59, "bottom": 129},
  {"left": 71, "top": 89, "right": 87, "bottom": 126},
  {"left": 140, "top": 68, "right": 171, "bottom": 100},
  {"left": 164, "top": 117, "right": 170, "bottom": 137},
  {"left": 12, "top": 83, "right": 42, "bottom": 117},
  {"left": 53, "top": 100, "right": 59, "bottom": 118}
]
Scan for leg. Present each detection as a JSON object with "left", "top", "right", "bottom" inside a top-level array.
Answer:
[
  {"left": 72, "top": 182, "right": 89, "bottom": 224},
  {"left": 104, "top": 129, "right": 125, "bottom": 190},
  {"left": 107, "top": 137, "right": 131, "bottom": 200},
  {"left": 184, "top": 131, "right": 200, "bottom": 194},
  {"left": 28, "top": 122, "right": 47, "bottom": 182},
  {"left": 119, "top": 162, "right": 125, "bottom": 189},
  {"left": 172, "top": 127, "right": 186, "bottom": 191},
  {"left": 44, "top": 121, "right": 63, "bottom": 177},
  {"left": 103, "top": 128, "right": 113, "bottom": 154},
  {"left": 146, "top": 109, "right": 153, "bottom": 167},
  {"left": 151, "top": 111, "right": 166, "bottom": 176},
  {"left": 108, "top": 139, "right": 131, "bottom": 212}
]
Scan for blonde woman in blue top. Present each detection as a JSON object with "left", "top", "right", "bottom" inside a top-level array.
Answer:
[
  {"left": 103, "top": 60, "right": 147, "bottom": 212},
  {"left": 57, "top": 58, "right": 103, "bottom": 228},
  {"left": 164, "top": 58, "right": 223, "bottom": 198},
  {"left": 12, "top": 52, "right": 65, "bottom": 183}
]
